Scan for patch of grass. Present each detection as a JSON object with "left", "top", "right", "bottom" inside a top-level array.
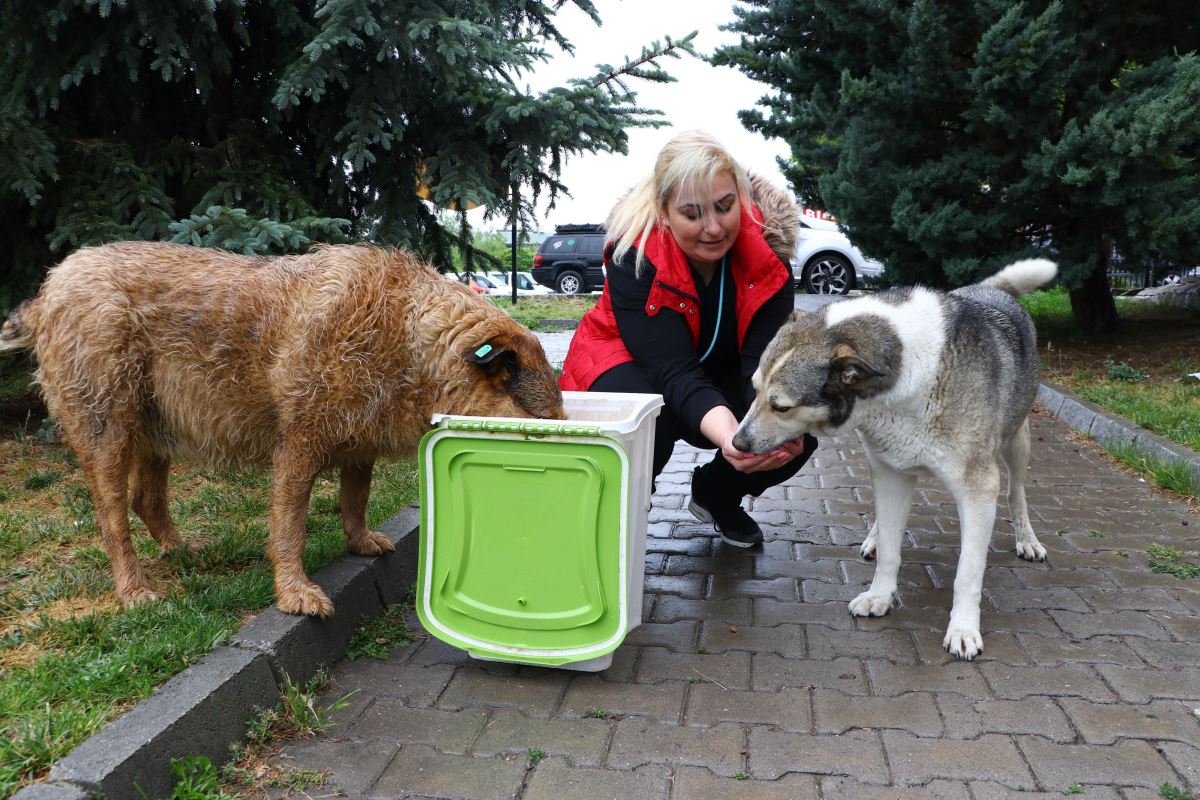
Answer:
[
  {"left": 1078, "top": 383, "right": 1200, "bottom": 455},
  {"left": 216, "top": 671, "right": 348, "bottom": 797},
  {"left": 21, "top": 471, "right": 63, "bottom": 491},
  {"left": 273, "top": 670, "right": 352, "bottom": 740},
  {"left": 1160, "top": 782, "right": 1192, "bottom": 800},
  {"left": 347, "top": 602, "right": 413, "bottom": 661},
  {"left": 1104, "top": 358, "right": 1149, "bottom": 383},
  {"left": 587, "top": 707, "right": 608, "bottom": 719},
  {"left": 1064, "top": 784, "right": 1085, "bottom": 795},
  {"left": 490, "top": 295, "right": 595, "bottom": 329},
  {"left": 158, "top": 756, "right": 239, "bottom": 800},
  {"left": 527, "top": 747, "right": 545, "bottom": 765},
  {"left": 1146, "top": 543, "right": 1200, "bottom": 580},
  {"left": 0, "top": 431, "right": 418, "bottom": 798},
  {"left": 1105, "top": 443, "right": 1200, "bottom": 499},
  {"left": 1024, "top": 289, "right": 1200, "bottom": 464}
]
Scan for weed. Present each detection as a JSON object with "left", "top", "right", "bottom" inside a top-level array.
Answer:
[
  {"left": 527, "top": 747, "right": 545, "bottom": 764},
  {"left": 733, "top": 772, "right": 748, "bottom": 780},
  {"left": 1087, "top": 529, "right": 1105, "bottom": 538},
  {"left": 347, "top": 603, "right": 412, "bottom": 661},
  {"left": 1160, "top": 784, "right": 1192, "bottom": 800},
  {"left": 1147, "top": 543, "right": 1200, "bottom": 580},
  {"left": 696, "top": 646, "right": 710, "bottom": 655},
  {"left": 588, "top": 707, "right": 608, "bottom": 719},
  {"left": 22, "top": 470, "right": 63, "bottom": 491},
  {"left": 1065, "top": 784, "right": 1085, "bottom": 795},
  {"left": 272, "top": 671, "right": 354, "bottom": 740},
  {"left": 1104, "top": 358, "right": 1149, "bottom": 382},
  {"left": 155, "top": 755, "right": 238, "bottom": 800}
]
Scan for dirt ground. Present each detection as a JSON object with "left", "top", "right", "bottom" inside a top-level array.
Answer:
[{"left": 1038, "top": 312, "right": 1200, "bottom": 384}]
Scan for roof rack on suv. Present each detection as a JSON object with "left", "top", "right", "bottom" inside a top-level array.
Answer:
[{"left": 554, "top": 223, "right": 605, "bottom": 234}]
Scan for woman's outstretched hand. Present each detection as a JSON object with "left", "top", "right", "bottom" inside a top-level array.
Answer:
[
  {"left": 701, "top": 406, "right": 807, "bottom": 474},
  {"left": 721, "top": 433, "right": 806, "bottom": 473}
]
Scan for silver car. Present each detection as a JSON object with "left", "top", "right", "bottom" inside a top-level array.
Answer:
[{"left": 790, "top": 217, "right": 885, "bottom": 295}]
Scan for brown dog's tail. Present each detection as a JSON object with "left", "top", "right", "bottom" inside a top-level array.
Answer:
[{"left": 0, "top": 298, "right": 41, "bottom": 353}]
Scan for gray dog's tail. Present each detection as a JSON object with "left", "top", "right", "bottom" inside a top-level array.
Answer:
[
  {"left": 0, "top": 298, "right": 41, "bottom": 354},
  {"left": 983, "top": 258, "right": 1058, "bottom": 298}
]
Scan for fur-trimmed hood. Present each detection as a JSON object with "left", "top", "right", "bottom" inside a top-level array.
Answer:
[{"left": 747, "top": 172, "right": 799, "bottom": 267}]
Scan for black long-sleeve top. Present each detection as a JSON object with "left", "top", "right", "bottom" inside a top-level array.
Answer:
[{"left": 606, "top": 248, "right": 795, "bottom": 434}]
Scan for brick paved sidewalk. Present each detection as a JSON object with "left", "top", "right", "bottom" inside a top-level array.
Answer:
[{"left": 268, "top": 410, "right": 1200, "bottom": 799}]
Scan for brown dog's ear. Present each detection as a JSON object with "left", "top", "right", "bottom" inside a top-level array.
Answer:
[
  {"left": 831, "top": 343, "right": 882, "bottom": 387},
  {"left": 465, "top": 341, "right": 518, "bottom": 379}
]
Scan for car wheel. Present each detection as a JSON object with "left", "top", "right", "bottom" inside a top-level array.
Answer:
[
  {"left": 555, "top": 269, "right": 586, "bottom": 294},
  {"left": 802, "top": 254, "right": 854, "bottom": 295}
]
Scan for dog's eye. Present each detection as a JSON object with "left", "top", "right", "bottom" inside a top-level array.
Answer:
[{"left": 769, "top": 400, "right": 793, "bottom": 413}]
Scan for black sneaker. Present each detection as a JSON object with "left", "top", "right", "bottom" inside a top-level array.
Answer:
[{"left": 688, "top": 470, "right": 763, "bottom": 548}]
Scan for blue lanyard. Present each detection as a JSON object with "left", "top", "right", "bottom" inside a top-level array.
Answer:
[{"left": 697, "top": 255, "right": 727, "bottom": 363}]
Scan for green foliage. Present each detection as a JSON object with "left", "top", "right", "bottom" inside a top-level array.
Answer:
[
  {"left": 1159, "top": 782, "right": 1192, "bottom": 800},
  {"left": 1104, "top": 358, "right": 1149, "bottom": 383},
  {"left": 716, "top": 2, "right": 1200, "bottom": 329},
  {"left": 0, "top": 452, "right": 419, "bottom": 797},
  {"left": 1, "top": 1, "right": 696, "bottom": 306},
  {"left": 160, "top": 756, "right": 239, "bottom": 800},
  {"left": 346, "top": 603, "right": 413, "bottom": 661},
  {"left": 1146, "top": 543, "right": 1200, "bottom": 579}
]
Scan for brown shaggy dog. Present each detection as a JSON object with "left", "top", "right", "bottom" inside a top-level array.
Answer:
[{"left": 0, "top": 242, "right": 564, "bottom": 617}]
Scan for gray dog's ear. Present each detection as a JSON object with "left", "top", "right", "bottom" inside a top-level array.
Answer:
[
  {"left": 787, "top": 308, "right": 808, "bottom": 323},
  {"left": 831, "top": 344, "right": 882, "bottom": 386},
  {"left": 465, "top": 341, "right": 517, "bottom": 379}
]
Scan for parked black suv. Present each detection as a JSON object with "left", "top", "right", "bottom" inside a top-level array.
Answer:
[{"left": 530, "top": 224, "right": 606, "bottom": 293}]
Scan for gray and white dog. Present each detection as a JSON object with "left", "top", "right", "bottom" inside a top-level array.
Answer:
[{"left": 733, "top": 259, "right": 1057, "bottom": 660}]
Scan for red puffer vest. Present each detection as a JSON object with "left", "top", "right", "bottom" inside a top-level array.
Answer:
[{"left": 559, "top": 203, "right": 791, "bottom": 391}]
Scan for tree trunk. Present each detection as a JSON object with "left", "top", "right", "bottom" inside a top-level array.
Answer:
[{"left": 1069, "top": 261, "right": 1120, "bottom": 334}]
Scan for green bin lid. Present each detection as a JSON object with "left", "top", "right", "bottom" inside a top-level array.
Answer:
[{"left": 416, "top": 429, "right": 630, "bottom": 666}]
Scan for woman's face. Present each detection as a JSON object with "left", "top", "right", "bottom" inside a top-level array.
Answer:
[{"left": 663, "top": 170, "right": 741, "bottom": 272}]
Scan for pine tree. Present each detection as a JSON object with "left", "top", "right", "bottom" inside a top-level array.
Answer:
[
  {"left": 0, "top": 0, "right": 695, "bottom": 308},
  {"left": 715, "top": 0, "right": 1200, "bottom": 331}
]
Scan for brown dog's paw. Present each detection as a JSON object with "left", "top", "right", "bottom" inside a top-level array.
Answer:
[
  {"left": 277, "top": 582, "right": 335, "bottom": 618},
  {"left": 349, "top": 530, "right": 395, "bottom": 557},
  {"left": 120, "top": 585, "right": 165, "bottom": 609}
]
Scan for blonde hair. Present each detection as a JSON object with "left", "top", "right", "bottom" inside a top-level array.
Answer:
[{"left": 606, "top": 130, "right": 754, "bottom": 275}]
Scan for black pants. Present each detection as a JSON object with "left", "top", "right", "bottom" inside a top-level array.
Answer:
[{"left": 591, "top": 361, "right": 817, "bottom": 507}]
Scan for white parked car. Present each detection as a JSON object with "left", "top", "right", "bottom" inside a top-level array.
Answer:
[
  {"left": 486, "top": 271, "right": 555, "bottom": 295},
  {"left": 790, "top": 218, "right": 884, "bottom": 295}
]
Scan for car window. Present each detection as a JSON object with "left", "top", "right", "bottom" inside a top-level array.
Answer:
[
  {"left": 543, "top": 236, "right": 577, "bottom": 254},
  {"left": 580, "top": 236, "right": 604, "bottom": 256}
]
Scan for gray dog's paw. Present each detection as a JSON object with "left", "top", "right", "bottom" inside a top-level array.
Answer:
[{"left": 943, "top": 627, "right": 983, "bottom": 660}]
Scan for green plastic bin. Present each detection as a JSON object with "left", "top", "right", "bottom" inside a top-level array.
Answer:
[{"left": 416, "top": 391, "right": 663, "bottom": 670}]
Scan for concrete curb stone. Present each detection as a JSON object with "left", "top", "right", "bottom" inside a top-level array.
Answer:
[
  {"left": 1038, "top": 382, "right": 1200, "bottom": 489},
  {"left": 14, "top": 504, "right": 422, "bottom": 800}
]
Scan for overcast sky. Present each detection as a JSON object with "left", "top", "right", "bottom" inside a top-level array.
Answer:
[{"left": 466, "top": 0, "right": 794, "bottom": 234}]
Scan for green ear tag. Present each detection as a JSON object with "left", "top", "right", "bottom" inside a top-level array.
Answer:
[{"left": 474, "top": 344, "right": 493, "bottom": 359}]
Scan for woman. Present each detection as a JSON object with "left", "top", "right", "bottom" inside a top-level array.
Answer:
[{"left": 560, "top": 130, "right": 816, "bottom": 548}]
